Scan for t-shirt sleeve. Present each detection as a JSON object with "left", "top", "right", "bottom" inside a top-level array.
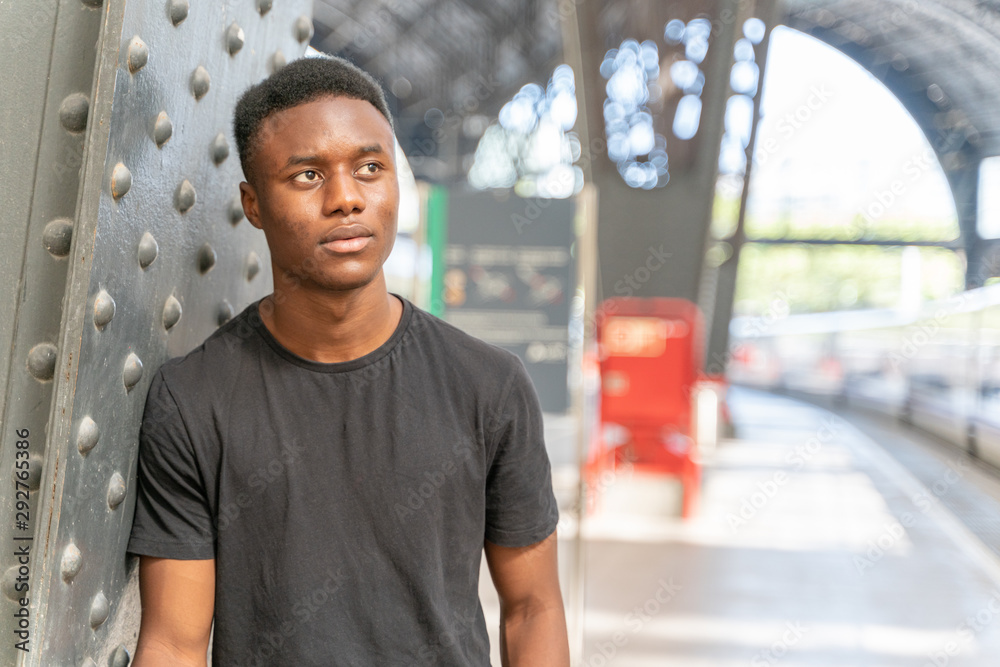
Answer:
[
  {"left": 127, "top": 367, "right": 215, "bottom": 560},
  {"left": 483, "top": 355, "right": 560, "bottom": 547}
]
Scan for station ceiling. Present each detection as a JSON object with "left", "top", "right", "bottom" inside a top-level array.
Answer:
[
  {"left": 311, "top": 1, "right": 999, "bottom": 166},
  {"left": 311, "top": 0, "right": 563, "bottom": 179},
  {"left": 783, "top": 0, "right": 998, "bottom": 163},
  {"left": 309, "top": 0, "right": 1000, "bottom": 275}
]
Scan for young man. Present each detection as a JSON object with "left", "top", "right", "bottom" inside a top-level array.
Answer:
[{"left": 127, "top": 55, "right": 569, "bottom": 666}]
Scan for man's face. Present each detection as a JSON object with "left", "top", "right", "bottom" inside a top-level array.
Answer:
[{"left": 240, "top": 95, "right": 399, "bottom": 294}]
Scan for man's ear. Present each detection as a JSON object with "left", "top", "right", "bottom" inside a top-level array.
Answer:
[{"left": 239, "top": 181, "right": 262, "bottom": 230}]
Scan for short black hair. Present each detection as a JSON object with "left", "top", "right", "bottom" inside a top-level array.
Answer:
[{"left": 233, "top": 54, "right": 394, "bottom": 183}]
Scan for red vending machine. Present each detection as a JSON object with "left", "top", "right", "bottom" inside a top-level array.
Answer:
[{"left": 588, "top": 298, "right": 705, "bottom": 518}]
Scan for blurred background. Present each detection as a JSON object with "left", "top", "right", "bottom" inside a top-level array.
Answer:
[
  {"left": 6, "top": 0, "right": 1000, "bottom": 664},
  {"left": 312, "top": 2, "right": 1000, "bottom": 662}
]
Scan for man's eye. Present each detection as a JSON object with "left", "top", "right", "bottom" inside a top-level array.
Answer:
[
  {"left": 294, "top": 170, "right": 319, "bottom": 182},
  {"left": 359, "top": 163, "right": 380, "bottom": 175}
]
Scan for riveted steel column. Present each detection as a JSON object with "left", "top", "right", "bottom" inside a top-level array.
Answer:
[
  {"left": 0, "top": 1, "right": 103, "bottom": 664},
  {"left": 573, "top": 1, "right": 744, "bottom": 306},
  {"left": 702, "top": 0, "right": 781, "bottom": 376},
  {"left": 23, "top": 1, "right": 311, "bottom": 664}
]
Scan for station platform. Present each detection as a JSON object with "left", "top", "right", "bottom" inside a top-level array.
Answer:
[{"left": 483, "top": 386, "right": 1000, "bottom": 666}]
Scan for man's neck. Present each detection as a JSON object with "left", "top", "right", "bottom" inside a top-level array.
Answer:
[{"left": 257, "top": 278, "right": 403, "bottom": 364}]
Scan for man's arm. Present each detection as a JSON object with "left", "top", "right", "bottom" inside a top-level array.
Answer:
[
  {"left": 484, "top": 532, "right": 570, "bottom": 667},
  {"left": 132, "top": 556, "right": 215, "bottom": 667}
]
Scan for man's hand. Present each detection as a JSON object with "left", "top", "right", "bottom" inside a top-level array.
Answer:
[
  {"left": 132, "top": 556, "right": 215, "bottom": 667},
  {"left": 484, "top": 532, "right": 570, "bottom": 667}
]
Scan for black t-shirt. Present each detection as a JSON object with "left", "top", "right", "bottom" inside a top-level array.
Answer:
[{"left": 126, "top": 294, "right": 559, "bottom": 667}]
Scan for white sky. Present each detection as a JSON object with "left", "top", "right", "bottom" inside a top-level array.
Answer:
[{"left": 747, "top": 27, "right": 958, "bottom": 224}]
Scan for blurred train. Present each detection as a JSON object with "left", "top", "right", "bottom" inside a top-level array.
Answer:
[{"left": 726, "top": 283, "right": 1000, "bottom": 469}]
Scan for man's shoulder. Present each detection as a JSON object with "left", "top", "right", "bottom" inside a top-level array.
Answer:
[{"left": 153, "top": 299, "right": 263, "bottom": 397}]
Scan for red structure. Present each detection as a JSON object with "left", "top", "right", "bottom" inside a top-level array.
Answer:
[{"left": 587, "top": 298, "right": 706, "bottom": 518}]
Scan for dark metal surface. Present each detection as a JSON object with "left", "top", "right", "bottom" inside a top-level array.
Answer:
[
  {"left": 16, "top": 1, "right": 310, "bottom": 664},
  {"left": 0, "top": 0, "right": 103, "bottom": 662}
]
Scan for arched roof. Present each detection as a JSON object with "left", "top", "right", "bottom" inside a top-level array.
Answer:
[
  {"left": 783, "top": 0, "right": 1000, "bottom": 282},
  {"left": 784, "top": 0, "right": 998, "bottom": 162}
]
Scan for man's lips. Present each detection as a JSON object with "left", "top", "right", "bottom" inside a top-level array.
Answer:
[{"left": 320, "top": 223, "right": 373, "bottom": 254}]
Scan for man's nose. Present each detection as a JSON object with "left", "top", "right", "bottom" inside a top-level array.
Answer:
[{"left": 324, "top": 170, "right": 365, "bottom": 215}]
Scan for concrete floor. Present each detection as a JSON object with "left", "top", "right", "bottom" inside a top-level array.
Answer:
[{"left": 479, "top": 387, "right": 1000, "bottom": 666}]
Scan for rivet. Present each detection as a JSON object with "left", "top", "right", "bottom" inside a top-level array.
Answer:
[
  {"left": 26, "top": 455, "right": 42, "bottom": 492},
  {"left": 198, "top": 243, "right": 217, "bottom": 273},
  {"left": 94, "top": 289, "right": 116, "bottom": 329},
  {"left": 123, "top": 353, "right": 143, "bottom": 391},
  {"left": 61, "top": 543, "right": 83, "bottom": 582},
  {"left": 247, "top": 251, "right": 261, "bottom": 281},
  {"left": 77, "top": 416, "right": 100, "bottom": 455},
  {"left": 211, "top": 133, "right": 230, "bottom": 165},
  {"left": 271, "top": 50, "right": 287, "bottom": 73},
  {"left": 90, "top": 591, "right": 110, "bottom": 629},
  {"left": 927, "top": 83, "right": 948, "bottom": 108},
  {"left": 2, "top": 567, "right": 21, "bottom": 600},
  {"left": 258, "top": 0, "right": 273, "bottom": 15},
  {"left": 168, "top": 0, "right": 188, "bottom": 26},
  {"left": 191, "top": 66, "right": 211, "bottom": 100},
  {"left": 138, "top": 231, "right": 158, "bottom": 269},
  {"left": 153, "top": 111, "right": 172, "bottom": 148},
  {"left": 27, "top": 343, "right": 57, "bottom": 381},
  {"left": 294, "top": 16, "right": 314, "bottom": 43},
  {"left": 226, "top": 22, "right": 245, "bottom": 55},
  {"left": 107, "top": 472, "right": 126, "bottom": 509},
  {"left": 175, "top": 179, "right": 196, "bottom": 214},
  {"left": 58, "top": 93, "right": 89, "bottom": 133},
  {"left": 217, "top": 301, "right": 234, "bottom": 325},
  {"left": 42, "top": 218, "right": 74, "bottom": 257},
  {"left": 127, "top": 36, "right": 148, "bottom": 74},
  {"left": 111, "top": 645, "right": 131, "bottom": 667},
  {"left": 111, "top": 163, "right": 132, "bottom": 200},
  {"left": 163, "top": 295, "right": 182, "bottom": 330},
  {"left": 229, "top": 195, "right": 245, "bottom": 225}
]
